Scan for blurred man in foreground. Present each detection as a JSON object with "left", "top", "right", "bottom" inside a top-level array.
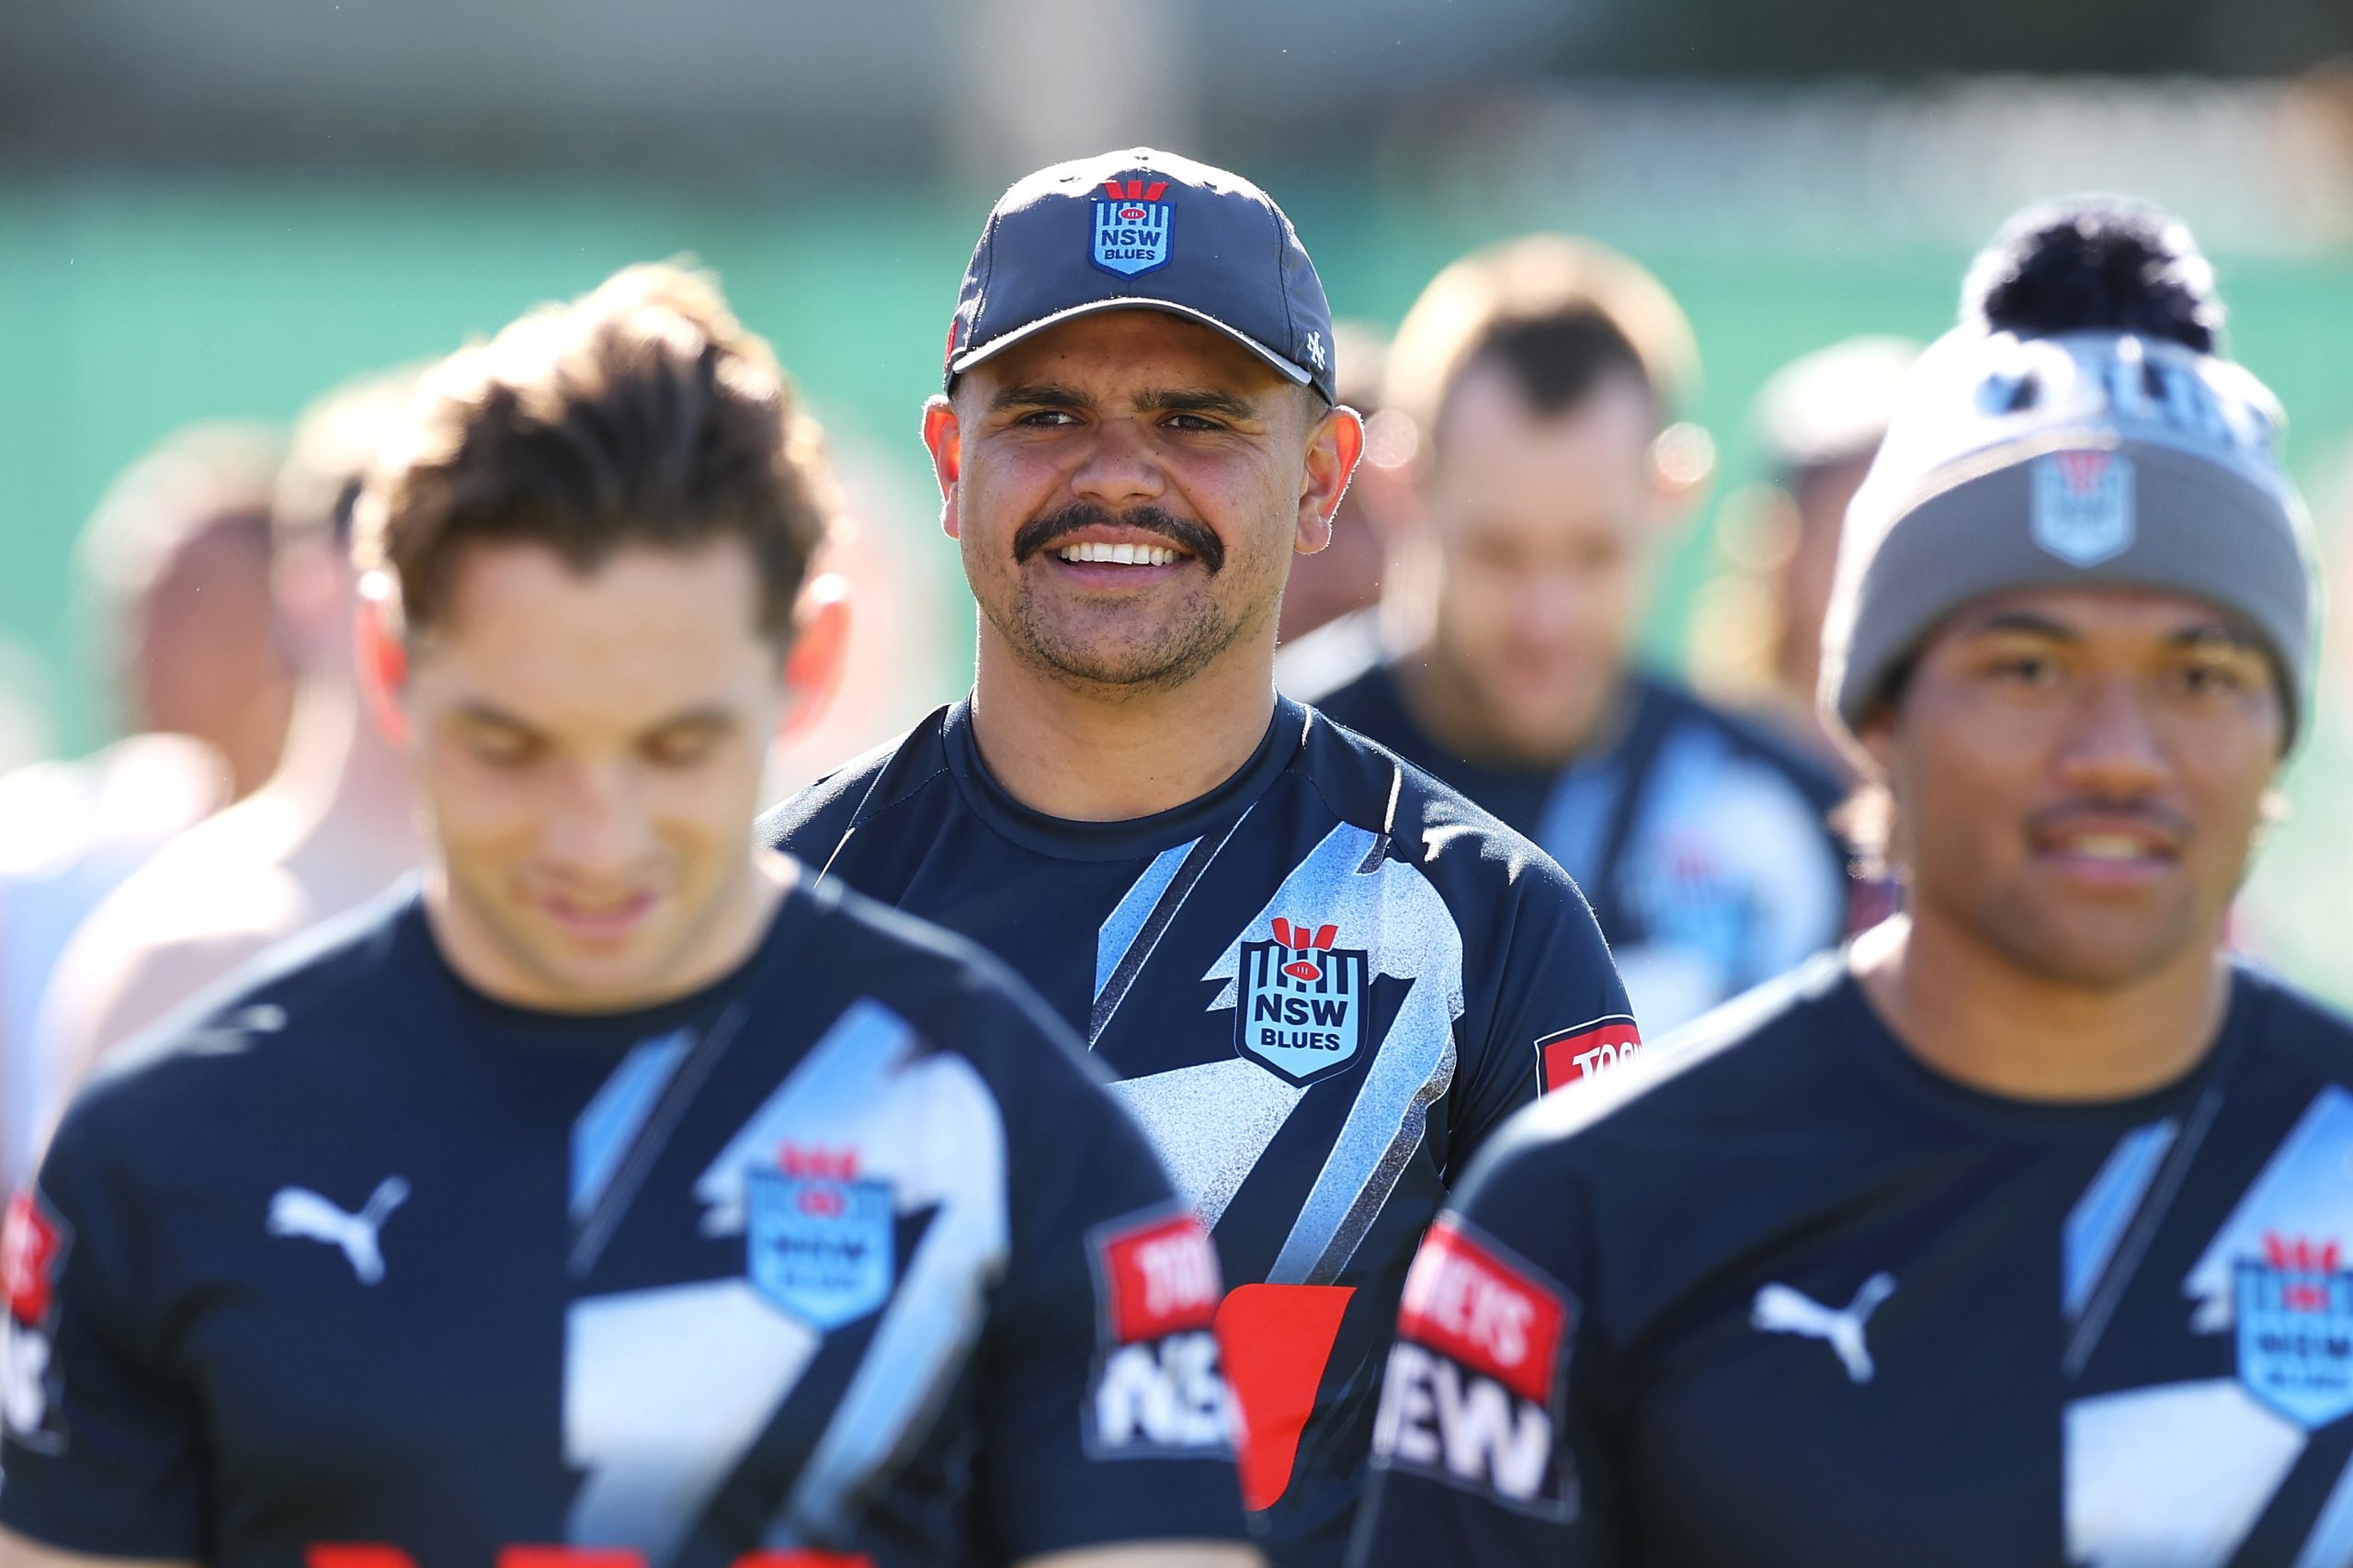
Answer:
[
  {"left": 1689, "top": 335, "right": 1919, "bottom": 773},
  {"left": 1354, "top": 200, "right": 2346, "bottom": 1565},
  {"left": 0, "top": 263, "right": 1252, "bottom": 1566},
  {"left": 36, "top": 372, "right": 424, "bottom": 1110},
  {"left": 763, "top": 149, "right": 1630, "bottom": 1567},
  {"left": 1281, "top": 237, "right": 1848, "bottom": 1040},
  {"left": 0, "top": 425, "right": 290, "bottom": 1184}
]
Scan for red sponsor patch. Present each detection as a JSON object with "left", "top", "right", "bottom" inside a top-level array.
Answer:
[
  {"left": 1397, "top": 1218, "right": 1567, "bottom": 1404},
  {"left": 5, "top": 1189, "right": 65, "bottom": 1327},
  {"left": 1537, "top": 1016, "right": 1643, "bottom": 1094},
  {"left": 1097, "top": 1211, "right": 1221, "bottom": 1345}
]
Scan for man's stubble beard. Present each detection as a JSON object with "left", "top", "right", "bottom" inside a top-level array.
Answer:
[
  {"left": 987, "top": 575, "right": 1262, "bottom": 697},
  {"left": 1918, "top": 848, "right": 2218, "bottom": 995},
  {"left": 983, "top": 498, "right": 1268, "bottom": 696}
]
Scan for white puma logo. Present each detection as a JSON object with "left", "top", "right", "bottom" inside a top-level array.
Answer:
[
  {"left": 1751, "top": 1272, "right": 1896, "bottom": 1384},
  {"left": 267, "top": 1177, "right": 410, "bottom": 1285}
]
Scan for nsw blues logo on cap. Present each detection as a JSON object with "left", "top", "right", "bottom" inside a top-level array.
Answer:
[
  {"left": 1092, "top": 178, "right": 1174, "bottom": 278},
  {"left": 2031, "top": 449, "right": 2134, "bottom": 568}
]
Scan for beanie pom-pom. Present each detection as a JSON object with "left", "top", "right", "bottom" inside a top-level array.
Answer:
[{"left": 1961, "top": 198, "right": 2222, "bottom": 354}]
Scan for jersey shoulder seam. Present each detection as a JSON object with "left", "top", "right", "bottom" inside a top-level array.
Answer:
[{"left": 856, "top": 757, "right": 952, "bottom": 828}]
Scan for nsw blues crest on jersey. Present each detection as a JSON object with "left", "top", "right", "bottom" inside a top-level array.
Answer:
[
  {"left": 747, "top": 1152, "right": 895, "bottom": 1332},
  {"left": 2235, "top": 1233, "right": 2353, "bottom": 1429},
  {"left": 1092, "top": 179, "right": 1173, "bottom": 278},
  {"left": 1236, "top": 917, "right": 1368, "bottom": 1087}
]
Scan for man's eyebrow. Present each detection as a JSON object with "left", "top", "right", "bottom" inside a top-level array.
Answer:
[
  {"left": 2169, "top": 622, "right": 2263, "bottom": 653},
  {"left": 1961, "top": 612, "right": 2264, "bottom": 652},
  {"left": 453, "top": 700, "right": 540, "bottom": 733},
  {"left": 988, "top": 383, "right": 1267, "bottom": 423},
  {"left": 989, "top": 382, "right": 1091, "bottom": 413},
  {"left": 1136, "top": 388, "right": 1263, "bottom": 422},
  {"left": 641, "top": 706, "right": 740, "bottom": 737}
]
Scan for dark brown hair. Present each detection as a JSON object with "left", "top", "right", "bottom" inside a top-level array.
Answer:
[{"left": 355, "top": 261, "right": 831, "bottom": 643}]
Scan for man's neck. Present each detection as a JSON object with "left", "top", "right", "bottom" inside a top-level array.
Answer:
[
  {"left": 1392, "top": 635, "right": 1618, "bottom": 771},
  {"left": 969, "top": 633, "right": 1278, "bottom": 823},
  {"left": 1852, "top": 910, "right": 2232, "bottom": 1103}
]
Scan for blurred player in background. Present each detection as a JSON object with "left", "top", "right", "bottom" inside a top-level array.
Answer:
[
  {"left": 1353, "top": 200, "right": 2347, "bottom": 1566},
  {"left": 79, "top": 423, "right": 296, "bottom": 805},
  {"left": 35, "top": 371, "right": 425, "bottom": 1115},
  {"left": 0, "top": 425, "right": 289, "bottom": 1186},
  {"left": 1688, "top": 335, "right": 1920, "bottom": 774},
  {"left": 1273, "top": 322, "right": 1396, "bottom": 646},
  {"left": 762, "top": 149, "right": 1631, "bottom": 1568},
  {"left": 1281, "top": 237, "right": 1848, "bottom": 1039},
  {"left": 0, "top": 262, "right": 1253, "bottom": 1566},
  {"left": 752, "top": 434, "right": 954, "bottom": 804}
]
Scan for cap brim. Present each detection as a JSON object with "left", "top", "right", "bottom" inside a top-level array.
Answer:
[{"left": 949, "top": 296, "right": 1313, "bottom": 390}]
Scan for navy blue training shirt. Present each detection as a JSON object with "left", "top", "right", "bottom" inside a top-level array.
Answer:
[
  {"left": 1280, "top": 614, "right": 1851, "bottom": 1040},
  {"left": 759, "top": 695, "right": 1633, "bottom": 1567},
  {"left": 0, "top": 877, "right": 1246, "bottom": 1566},
  {"left": 1353, "top": 953, "right": 2353, "bottom": 1567}
]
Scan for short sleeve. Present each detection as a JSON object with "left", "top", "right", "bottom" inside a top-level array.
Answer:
[
  {"left": 1448, "top": 846, "right": 1636, "bottom": 1162},
  {"left": 0, "top": 1110, "right": 206, "bottom": 1556},
  {"left": 1348, "top": 1134, "right": 1627, "bottom": 1567},
  {"left": 966, "top": 993, "right": 1250, "bottom": 1559}
]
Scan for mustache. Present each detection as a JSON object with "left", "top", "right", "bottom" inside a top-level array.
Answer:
[
  {"left": 2026, "top": 798, "right": 2195, "bottom": 842},
  {"left": 1012, "top": 504, "right": 1225, "bottom": 574}
]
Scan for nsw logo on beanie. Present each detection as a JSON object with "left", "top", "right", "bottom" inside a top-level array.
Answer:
[{"left": 2031, "top": 449, "right": 2133, "bottom": 567}]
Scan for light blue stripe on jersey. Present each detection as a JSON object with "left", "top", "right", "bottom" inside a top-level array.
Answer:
[
  {"left": 2293, "top": 1450, "right": 2353, "bottom": 1568},
  {"left": 1096, "top": 838, "right": 1199, "bottom": 1000},
  {"left": 1533, "top": 761, "right": 1619, "bottom": 892},
  {"left": 572, "top": 1028, "right": 693, "bottom": 1221},
  {"left": 1267, "top": 822, "right": 1462, "bottom": 1285},
  {"left": 2063, "top": 1119, "right": 2180, "bottom": 1321}
]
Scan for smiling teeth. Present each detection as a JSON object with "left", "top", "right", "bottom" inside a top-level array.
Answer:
[
  {"left": 1058, "top": 542, "right": 1177, "bottom": 565},
  {"left": 2064, "top": 834, "right": 2151, "bottom": 860}
]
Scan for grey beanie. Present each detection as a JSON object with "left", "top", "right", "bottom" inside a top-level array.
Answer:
[{"left": 1820, "top": 238, "right": 2317, "bottom": 753}]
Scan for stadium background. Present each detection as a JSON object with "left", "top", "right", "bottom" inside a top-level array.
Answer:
[{"left": 3, "top": 0, "right": 2351, "bottom": 995}]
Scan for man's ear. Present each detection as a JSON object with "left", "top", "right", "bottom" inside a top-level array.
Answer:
[
  {"left": 921, "top": 396, "right": 962, "bottom": 542},
  {"left": 1296, "top": 403, "right": 1367, "bottom": 556},
  {"left": 779, "top": 573, "right": 852, "bottom": 742},
  {"left": 1649, "top": 420, "right": 1717, "bottom": 529},
  {"left": 353, "top": 576, "right": 411, "bottom": 746}
]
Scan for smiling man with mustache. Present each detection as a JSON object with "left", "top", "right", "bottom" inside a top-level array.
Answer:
[
  {"left": 762, "top": 149, "right": 1631, "bottom": 1567},
  {"left": 1351, "top": 200, "right": 2353, "bottom": 1567}
]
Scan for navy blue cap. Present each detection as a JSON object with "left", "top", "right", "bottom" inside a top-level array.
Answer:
[{"left": 945, "top": 147, "right": 1337, "bottom": 404}]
